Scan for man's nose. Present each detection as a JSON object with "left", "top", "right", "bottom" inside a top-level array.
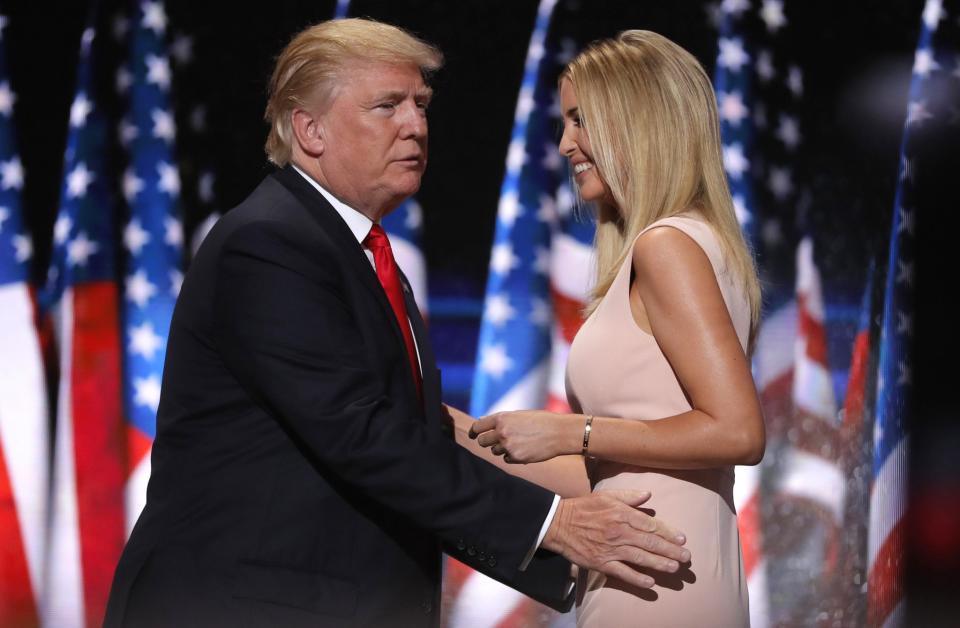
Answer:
[{"left": 398, "top": 101, "right": 427, "bottom": 139}]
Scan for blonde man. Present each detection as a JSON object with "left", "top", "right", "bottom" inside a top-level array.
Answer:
[{"left": 104, "top": 20, "right": 689, "bottom": 628}]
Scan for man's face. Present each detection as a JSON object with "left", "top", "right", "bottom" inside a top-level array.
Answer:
[{"left": 316, "top": 61, "right": 431, "bottom": 217}]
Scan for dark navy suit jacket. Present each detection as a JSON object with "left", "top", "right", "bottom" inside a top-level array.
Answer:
[{"left": 103, "top": 165, "right": 573, "bottom": 627}]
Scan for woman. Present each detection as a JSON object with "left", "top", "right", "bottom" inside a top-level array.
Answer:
[{"left": 450, "top": 30, "right": 765, "bottom": 626}]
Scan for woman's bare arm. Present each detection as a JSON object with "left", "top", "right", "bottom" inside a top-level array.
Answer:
[
  {"left": 444, "top": 404, "right": 591, "bottom": 497},
  {"left": 470, "top": 226, "right": 765, "bottom": 469}
]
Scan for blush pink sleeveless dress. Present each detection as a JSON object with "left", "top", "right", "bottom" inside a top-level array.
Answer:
[{"left": 566, "top": 213, "right": 751, "bottom": 627}]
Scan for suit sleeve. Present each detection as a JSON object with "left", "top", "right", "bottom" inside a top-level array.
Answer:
[{"left": 212, "top": 221, "right": 572, "bottom": 610}]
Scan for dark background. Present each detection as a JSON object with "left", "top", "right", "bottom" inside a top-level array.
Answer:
[
  {"left": 4, "top": 0, "right": 957, "bottom": 622},
  {"left": 5, "top": 0, "right": 921, "bottom": 287}
]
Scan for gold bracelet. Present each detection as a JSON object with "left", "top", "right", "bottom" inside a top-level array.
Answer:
[{"left": 581, "top": 415, "right": 594, "bottom": 456}]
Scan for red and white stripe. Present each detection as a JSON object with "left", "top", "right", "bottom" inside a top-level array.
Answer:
[
  {"left": 446, "top": 226, "right": 594, "bottom": 628},
  {"left": 42, "top": 284, "right": 128, "bottom": 628},
  {"left": 749, "top": 237, "right": 846, "bottom": 625},
  {"left": 742, "top": 291, "right": 798, "bottom": 628},
  {"left": 0, "top": 284, "right": 48, "bottom": 625},
  {"left": 445, "top": 561, "right": 540, "bottom": 628},
  {"left": 841, "top": 308, "right": 871, "bottom": 433},
  {"left": 125, "top": 427, "right": 153, "bottom": 536},
  {"left": 733, "top": 463, "right": 768, "bottom": 628},
  {"left": 867, "top": 437, "right": 908, "bottom": 628},
  {"left": 546, "top": 230, "right": 593, "bottom": 413},
  {"left": 783, "top": 238, "right": 845, "bottom": 520}
]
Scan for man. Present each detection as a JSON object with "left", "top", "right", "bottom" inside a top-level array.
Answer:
[{"left": 104, "top": 19, "right": 689, "bottom": 627}]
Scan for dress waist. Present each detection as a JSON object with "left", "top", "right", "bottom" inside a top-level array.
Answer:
[{"left": 586, "top": 459, "right": 735, "bottom": 498}]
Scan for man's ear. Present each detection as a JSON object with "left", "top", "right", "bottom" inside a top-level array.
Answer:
[{"left": 291, "top": 108, "right": 325, "bottom": 157}]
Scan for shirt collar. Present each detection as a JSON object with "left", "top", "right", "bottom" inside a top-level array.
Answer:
[{"left": 292, "top": 164, "right": 374, "bottom": 245}]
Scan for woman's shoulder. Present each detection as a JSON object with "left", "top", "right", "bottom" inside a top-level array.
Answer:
[
  {"left": 633, "top": 210, "right": 725, "bottom": 274},
  {"left": 630, "top": 212, "right": 750, "bottom": 344}
]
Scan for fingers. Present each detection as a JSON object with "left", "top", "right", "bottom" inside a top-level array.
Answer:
[
  {"left": 615, "top": 543, "right": 680, "bottom": 574},
  {"left": 476, "top": 431, "right": 499, "bottom": 448},
  {"left": 595, "top": 489, "right": 652, "bottom": 508},
  {"left": 489, "top": 445, "right": 519, "bottom": 464},
  {"left": 601, "top": 561, "right": 656, "bottom": 589},
  {"left": 600, "top": 501, "right": 690, "bottom": 564},
  {"left": 596, "top": 490, "right": 687, "bottom": 547},
  {"left": 624, "top": 527, "right": 691, "bottom": 564},
  {"left": 468, "top": 415, "right": 497, "bottom": 439},
  {"left": 628, "top": 509, "right": 686, "bottom": 547}
]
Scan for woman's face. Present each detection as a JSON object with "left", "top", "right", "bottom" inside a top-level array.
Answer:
[{"left": 558, "top": 79, "right": 612, "bottom": 206}]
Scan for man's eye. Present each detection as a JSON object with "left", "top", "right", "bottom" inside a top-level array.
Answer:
[{"left": 377, "top": 102, "right": 396, "bottom": 110}]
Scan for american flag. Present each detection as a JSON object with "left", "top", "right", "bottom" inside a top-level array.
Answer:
[
  {"left": 712, "top": 5, "right": 770, "bottom": 624},
  {"left": 0, "top": 12, "right": 48, "bottom": 626},
  {"left": 834, "top": 262, "right": 878, "bottom": 628},
  {"left": 469, "top": 0, "right": 577, "bottom": 420},
  {"left": 162, "top": 18, "right": 220, "bottom": 259},
  {"left": 867, "top": 0, "right": 954, "bottom": 624},
  {"left": 544, "top": 181, "right": 593, "bottom": 416},
  {"left": 843, "top": 266, "right": 876, "bottom": 437},
  {"left": 40, "top": 19, "right": 128, "bottom": 628},
  {"left": 713, "top": 1, "right": 852, "bottom": 625},
  {"left": 782, "top": 234, "right": 847, "bottom": 615},
  {"left": 447, "top": 0, "right": 591, "bottom": 626},
  {"left": 117, "top": 0, "right": 184, "bottom": 533}
]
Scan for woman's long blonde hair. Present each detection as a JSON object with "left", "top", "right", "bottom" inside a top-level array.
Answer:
[{"left": 563, "top": 30, "right": 761, "bottom": 347}]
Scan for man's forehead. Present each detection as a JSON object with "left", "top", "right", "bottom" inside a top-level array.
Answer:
[{"left": 341, "top": 59, "right": 430, "bottom": 91}]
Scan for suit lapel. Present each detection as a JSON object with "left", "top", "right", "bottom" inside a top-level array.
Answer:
[
  {"left": 273, "top": 166, "right": 424, "bottom": 414},
  {"left": 399, "top": 274, "right": 440, "bottom": 422}
]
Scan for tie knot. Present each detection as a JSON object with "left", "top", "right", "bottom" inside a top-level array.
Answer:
[{"left": 364, "top": 224, "right": 390, "bottom": 250}]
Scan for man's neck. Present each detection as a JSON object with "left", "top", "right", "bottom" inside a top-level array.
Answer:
[
  {"left": 290, "top": 158, "right": 383, "bottom": 222},
  {"left": 290, "top": 163, "right": 377, "bottom": 247}
]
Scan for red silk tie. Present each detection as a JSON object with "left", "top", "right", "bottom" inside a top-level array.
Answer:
[{"left": 363, "top": 224, "right": 423, "bottom": 403}]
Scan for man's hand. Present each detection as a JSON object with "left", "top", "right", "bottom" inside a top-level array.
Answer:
[{"left": 541, "top": 490, "right": 690, "bottom": 589}]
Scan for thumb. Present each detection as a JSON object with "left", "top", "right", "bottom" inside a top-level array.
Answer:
[{"left": 595, "top": 489, "right": 652, "bottom": 508}]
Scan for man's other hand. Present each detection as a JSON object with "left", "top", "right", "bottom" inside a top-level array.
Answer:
[{"left": 541, "top": 490, "right": 690, "bottom": 589}]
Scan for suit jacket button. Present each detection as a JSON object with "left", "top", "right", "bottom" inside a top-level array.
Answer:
[
  {"left": 422, "top": 601, "right": 433, "bottom": 614},
  {"left": 457, "top": 539, "right": 466, "bottom": 551},
  {"left": 488, "top": 557, "right": 497, "bottom": 567},
  {"left": 467, "top": 546, "right": 476, "bottom": 556}
]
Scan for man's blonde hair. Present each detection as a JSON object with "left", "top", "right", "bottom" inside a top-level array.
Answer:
[
  {"left": 562, "top": 30, "right": 762, "bottom": 349},
  {"left": 264, "top": 18, "right": 443, "bottom": 166}
]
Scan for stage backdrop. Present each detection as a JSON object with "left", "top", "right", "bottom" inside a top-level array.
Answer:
[{"left": 0, "top": 1, "right": 957, "bottom": 627}]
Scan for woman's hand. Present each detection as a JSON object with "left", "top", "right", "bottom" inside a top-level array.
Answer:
[{"left": 468, "top": 411, "right": 584, "bottom": 463}]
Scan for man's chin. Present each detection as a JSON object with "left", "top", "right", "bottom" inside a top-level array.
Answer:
[
  {"left": 383, "top": 187, "right": 421, "bottom": 215},
  {"left": 395, "top": 176, "right": 423, "bottom": 199}
]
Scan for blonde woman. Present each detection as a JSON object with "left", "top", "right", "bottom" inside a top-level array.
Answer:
[{"left": 449, "top": 30, "right": 764, "bottom": 626}]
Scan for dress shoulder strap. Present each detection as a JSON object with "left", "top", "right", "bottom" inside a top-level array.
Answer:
[{"left": 633, "top": 212, "right": 727, "bottom": 277}]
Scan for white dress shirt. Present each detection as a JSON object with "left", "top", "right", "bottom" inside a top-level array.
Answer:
[{"left": 291, "top": 165, "right": 562, "bottom": 575}]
